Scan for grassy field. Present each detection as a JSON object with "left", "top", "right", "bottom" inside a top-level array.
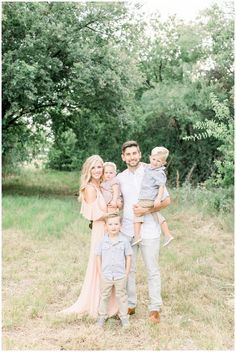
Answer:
[{"left": 2, "top": 169, "right": 234, "bottom": 350}]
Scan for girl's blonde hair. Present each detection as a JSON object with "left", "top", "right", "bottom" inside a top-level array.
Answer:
[
  {"left": 79, "top": 155, "right": 104, "bottom": 199},
  {"left": 103, "top": 161, "right": 117, "bottom": 172}
]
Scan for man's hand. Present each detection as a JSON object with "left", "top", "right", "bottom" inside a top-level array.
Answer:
[
  {"left": 133, "top": 204, "right": 149, "bottom": 217},
  {"left": 133, "top": 196, "right": 171, "bottom": 217},
  {"left": 153, "top": 199, "right": 161, "bottom": 208}
]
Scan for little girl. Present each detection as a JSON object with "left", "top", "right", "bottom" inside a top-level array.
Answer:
[{"left": 101, "top": 162, "right": 121, "bottom": 213}]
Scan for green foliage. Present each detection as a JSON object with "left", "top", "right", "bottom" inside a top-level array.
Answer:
[
  {"left": 2, "top": 2, "right": 144, "bottom": 170},
  {"left": 183, "top": 93, "right": 234, "bottom": 187},
  {"left": 2, "top": 2, "right": 234, "bottom": 187},
  {"left": 46, "top": 129, "right": 79, "bottom": 171},
  {"left": 172, "top": 182, "right": 233, "bottom": 228}
]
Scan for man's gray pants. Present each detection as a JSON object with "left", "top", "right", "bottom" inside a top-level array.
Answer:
[{"left": 121, "top": 234, "right": 162, "bottom": 312}]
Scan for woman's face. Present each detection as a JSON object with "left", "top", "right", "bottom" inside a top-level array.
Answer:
[{"left": 90, "top": 161, "right": 103, "bottom": 181}]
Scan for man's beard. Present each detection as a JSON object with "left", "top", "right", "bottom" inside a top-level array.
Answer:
[{"left": 127, "top": 160, "right": 140, "bottom": 167}]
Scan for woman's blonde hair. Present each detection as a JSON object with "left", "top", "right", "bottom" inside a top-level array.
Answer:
[{"left": 79, "top": 155, "right": 104, "bottom": 199}]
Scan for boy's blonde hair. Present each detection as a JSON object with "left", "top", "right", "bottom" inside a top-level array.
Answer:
[
  {"left": 79, "top": 155, "right": 104, "bottom": 199},
  {"left": 104, "top": 212, "right": 121, "bottom": 223},
  {"left": 103, "top": 161, "right": 117, "bottom": 172},
  {"left": 151, "top": 146, "right": 169, "bottom": 161}
]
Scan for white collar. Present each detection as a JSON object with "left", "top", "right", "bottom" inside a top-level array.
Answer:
[{"left": 127, "top": 162, "right": 145, "bottom": 175}]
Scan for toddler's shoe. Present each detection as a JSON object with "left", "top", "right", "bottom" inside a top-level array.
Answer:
[
  {"left": 131, "top": 238, "right": 142, "bottom": 247},
  {"left": 121, "top": 318, "right": 129, "bottom": 328},
  {"left": 97, "top": 317, "right": 105, "bottom": 328},
  {"left": 163, "top": 235, "right": 174, "bottom": 247}
]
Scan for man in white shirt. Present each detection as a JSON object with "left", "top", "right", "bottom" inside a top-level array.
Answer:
[{"left": 117, "top": 140, "right": 170, "bottom": 323}]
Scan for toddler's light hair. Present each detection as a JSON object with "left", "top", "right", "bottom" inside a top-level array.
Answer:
[
  {"left": 151, "top": 146, "right": 169, "bottom": 161},
  {"left": 103, "top": 161, "right": 117, "bottom": 172}
]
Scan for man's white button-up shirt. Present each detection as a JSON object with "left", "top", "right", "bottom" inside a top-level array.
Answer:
[{"left": 117, "top": 163, "right": 161, "bottom": 239}]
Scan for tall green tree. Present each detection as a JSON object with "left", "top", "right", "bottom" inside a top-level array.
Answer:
[{"left": 2, "top": 2, "right": 144, "bottom": 168}]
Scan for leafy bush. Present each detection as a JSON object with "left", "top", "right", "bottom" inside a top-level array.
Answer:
[
  {"left": 172, "top": 182, "right": 233, "bottom": 215},
  {"left": 46, "top": 129, "right": 79, "bottom": 171}
]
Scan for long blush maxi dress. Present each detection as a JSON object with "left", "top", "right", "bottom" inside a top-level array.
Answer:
[{"left": 61, "top": 184, "right": 118, "bottom": 318}]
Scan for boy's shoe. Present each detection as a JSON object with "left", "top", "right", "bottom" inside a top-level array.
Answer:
[
  {"left": 163, "top": 235, "right": 174, "bottom": 247},
  {"left": 89, "top": 221, "right": 93, "bottom": 229},
  {"left": 97, "top": 317, "right": 105, "bottom": 328},
  {"left": 131, "top": 238, "right": 142, "bottom": 246},
  {"left": 121, "top": 318, "right": 129, "bottom": 328}
]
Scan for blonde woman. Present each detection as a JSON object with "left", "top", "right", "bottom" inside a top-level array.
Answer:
[{"left": 61, "top": 155, "right": 118, "bottom": 318}]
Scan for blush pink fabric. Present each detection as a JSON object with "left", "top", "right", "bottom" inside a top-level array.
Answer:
[{"left": 60, "top": 184, "right": 118, "bottom": 318}]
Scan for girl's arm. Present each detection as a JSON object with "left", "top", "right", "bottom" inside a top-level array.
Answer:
[
  {"left": 125, "top": 255, "right": 132, "bottom": 276},
  {"left": 153, "top": 185, "right": 164, "bottom": 208},
  {"left": 109, "top": 184, "right": 119, "bottom": 207}
]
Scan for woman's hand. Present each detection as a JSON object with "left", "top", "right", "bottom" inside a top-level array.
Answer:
[{"left": 116, "top": 198, "right": 123, "bottom": 210}]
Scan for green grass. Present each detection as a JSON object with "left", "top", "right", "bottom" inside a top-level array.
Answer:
[
  {"left": 2, "top": 168, "right": 79, "bottom": 197},
  {"left": 2, "top": 169, "right": 234, "bottom": 350},
  {"left": 2, "top": 195, "right": 86, "bottom": 239}
]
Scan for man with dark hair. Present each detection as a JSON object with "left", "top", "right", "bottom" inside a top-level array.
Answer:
[{"left": 117, "top": 140, "right": 170, "bottom": 323}]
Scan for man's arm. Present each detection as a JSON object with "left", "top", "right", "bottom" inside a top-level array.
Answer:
[{"left": 133, "top": 196, "right": 171, "bottom": 217}]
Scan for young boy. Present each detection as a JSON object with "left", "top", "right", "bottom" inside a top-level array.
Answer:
[
  {"left": 95, "top": 213, "right": 132, "bottom": 328},
  {"left": 133, "top": 146, "right": 174, "bottom": 247}
]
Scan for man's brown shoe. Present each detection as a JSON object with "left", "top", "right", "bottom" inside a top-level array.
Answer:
[
  {"left": 127, "top": 307, "right": 135, "bottom": 315},
  {"left": 149, "top": 310, "right": 160, "bottom": 323}
]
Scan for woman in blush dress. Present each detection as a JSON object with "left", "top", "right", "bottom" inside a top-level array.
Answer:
[{"left": 60, "top": 155, "right": 118, "bottom": 318}]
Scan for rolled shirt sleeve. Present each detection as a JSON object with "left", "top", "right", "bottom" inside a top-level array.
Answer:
[{"left": 124, "top": 240, "right": 133, "bottom": 257}]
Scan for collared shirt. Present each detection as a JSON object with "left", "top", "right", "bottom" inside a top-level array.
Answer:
[
  {"left": 139, "top": 165, "right": 167, "bottom": 200},
  {"left": 95, "top": 234, "right": 133, "bottom": 280},
  {"left": 117, "top": 163, "right": 163, "bottom": 239}
]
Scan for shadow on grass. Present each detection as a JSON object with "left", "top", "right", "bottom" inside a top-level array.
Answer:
[{"left": 2, "top": 184, "right": 79, "bottom": 199}]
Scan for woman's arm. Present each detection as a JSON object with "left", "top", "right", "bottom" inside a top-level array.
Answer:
[
  {"left": 96, "top": 256, "right": 102, "bottom": 276},
  {"left": 84, "top": 185, "right": 108, "bottom": 220},
  {"left": 84, "top": 184, "right": 97, "bottom": 203},
  {"left": 133, "top": 196, "right": 171, "bottom": 217}
]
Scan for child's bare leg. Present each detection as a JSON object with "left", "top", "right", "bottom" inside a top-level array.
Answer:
[
  {"left": 160, "top": 220, "right": 172, "bottom": 237},
  {"left": 132, "top": 222, "right": 143, "bottom": 246},
  {"left": 161, "top": 220, "right": 174, "bottom": 247},
  {"left": 134, "top": 222, "right": 142, "bottom": 242}
]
